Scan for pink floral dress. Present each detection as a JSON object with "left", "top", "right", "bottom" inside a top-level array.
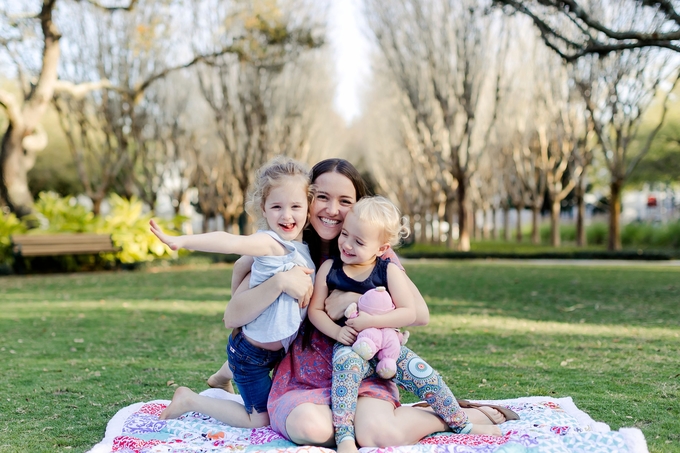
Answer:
[{"left": 267, "top": 323, "right": 399, "bottom": 440}]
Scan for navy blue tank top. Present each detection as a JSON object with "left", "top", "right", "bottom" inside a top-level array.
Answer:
[{"left": 326, "top": 257, "right": 390, "bottom": 295}]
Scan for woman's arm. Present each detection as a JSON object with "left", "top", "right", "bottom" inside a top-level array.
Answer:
[
  {"left": 223, "top": 256, "right": 314, "bottom": 329},
  {"left": 382, "top": 249, "right": 430, "bottom": 326},
  {"left": 406, "top": 274, "right": 430, "bottom": 326},
  {"left": 323, "top": 290, "right": 361, "bottom": 321},
  {"left": 308, "top": 261, "right": 357, "bottom": 345},
  {"left": 345, "top": 264, "right": 416, "bottom": 331},
  {"left": 324, "top": 265, "right": 429, "bottom": 325}
]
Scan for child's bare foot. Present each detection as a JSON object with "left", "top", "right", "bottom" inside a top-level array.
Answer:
[
  {"left": 160, "top": 386, "right": 197, "bottom": 419},
  {"left": 207, "top": 361, "right": 235, "bottom": 393},
  {"left": 336, "top": 438, "right": 359, "bottom": 453},
  {"left": 468, "top": 423, "right": 502, "bottom": 436}
]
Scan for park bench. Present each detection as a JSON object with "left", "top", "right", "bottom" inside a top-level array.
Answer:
[{"left": 11, "top": 233, "right": 119, "bottom": 273}]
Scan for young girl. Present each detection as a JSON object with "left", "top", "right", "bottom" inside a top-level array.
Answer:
[
  {"left": 308, "top": 196, "right": 510, "bottom": 453},
  {"left": 150, "top": 156, "right": 315, "bottom": 429}
]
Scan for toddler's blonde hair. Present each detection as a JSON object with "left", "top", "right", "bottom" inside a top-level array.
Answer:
[
  {"left": 350, "top": 196, "right": 410, "bottom": 247},
  {"left": 245, "top": 156, "right": 312, "bottom": 230}
]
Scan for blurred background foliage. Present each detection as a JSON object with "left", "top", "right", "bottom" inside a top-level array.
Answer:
[{"left": 1, "top": 192, "right": 184, "bottom": 273}]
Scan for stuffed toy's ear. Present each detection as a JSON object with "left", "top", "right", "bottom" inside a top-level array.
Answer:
[{"left": 344, "top": 302, "right": 359, "bottom": 319}]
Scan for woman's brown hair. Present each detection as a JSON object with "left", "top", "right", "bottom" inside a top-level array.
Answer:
[{"left": 302, "top": 158, "right": 371, "bottom": 349}]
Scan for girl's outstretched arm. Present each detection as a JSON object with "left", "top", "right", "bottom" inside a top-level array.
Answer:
[{"left": 150, "top": 219, "right": 284, "bottom": 256}]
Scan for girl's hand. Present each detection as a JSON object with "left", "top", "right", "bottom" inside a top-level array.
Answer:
[
  {"left": 278, "top": 266, "right": 314, "bottom": 307},
  {"left": 345, "top": 312, "right": 374, "bottom": 332},
  {"left": 336, "top": 325, "right": 357, "bottom": 345},
  {"left": 149, "top": 219, "right": 182, "bottom": 250},
  {"left": 325, "top": 290, "right": 361, "bottom": 321}
]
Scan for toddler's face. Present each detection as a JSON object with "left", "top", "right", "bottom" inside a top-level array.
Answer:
[{"left": 337, "top": 212, "right": 386, "bottom": 265}]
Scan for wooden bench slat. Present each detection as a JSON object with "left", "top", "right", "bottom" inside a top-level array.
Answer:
[
  {"left": 11, "top": 233, "right": 119, "bottom": 257},
  {"left": 11, "top": 234, "right": 113, "bottom": 246},
  {"left": 15, "top": 244, "right": 119, "bottom": 256}
]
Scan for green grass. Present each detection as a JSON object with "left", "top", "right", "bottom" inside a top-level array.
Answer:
[{"left": 1, "top": 261, "right": 679, "bottom": 452}]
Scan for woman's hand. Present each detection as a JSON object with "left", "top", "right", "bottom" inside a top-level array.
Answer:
[{"left": 324, "top": 290, "right": 361, "bottom": 321}]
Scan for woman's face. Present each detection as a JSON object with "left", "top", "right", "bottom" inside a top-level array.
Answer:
[{"left": 310, "top": 171, "right": 357, "bottom": 241}]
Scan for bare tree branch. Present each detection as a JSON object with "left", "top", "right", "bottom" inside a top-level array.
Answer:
[
  {"left": 496, "top": 0, "right": 680, "bottom": 61},
  {"left": 0, "top": 90, "right": 23, "bottom": 126},
  {"left": 53, "top": 79, "right": 113, "bottom": 99},
  {"left": 79, "top": 0, "right": 139, "bottom": 12}
]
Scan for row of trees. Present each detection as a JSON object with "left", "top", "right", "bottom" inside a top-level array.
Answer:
[
  {"left": 0, "top": 0, "right": 334, "bottom": 234},
  {"left": 358, "top": 0, "right": 679, "bottom": 250},
  {"left": 1, "top": 0, "right": 679, "bottom": 251}
]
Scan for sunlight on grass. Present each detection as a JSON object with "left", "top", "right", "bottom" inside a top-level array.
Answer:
[
  {"left": 424, "top": 314, "right": 680, "bottom": 339},
  {"left": 0, "top": 299, "right": 226, "bottom": 319},
  {"left": 1, "top": 261, "right": 679, "bottom": 452}
]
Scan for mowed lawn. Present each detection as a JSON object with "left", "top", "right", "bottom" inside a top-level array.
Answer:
[{"left": 0, "top": 260, "right": 678, "bottom": 453}]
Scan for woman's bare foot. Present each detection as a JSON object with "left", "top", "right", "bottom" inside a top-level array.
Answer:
[
  {"left": 337, "top": 438, "right": 359, "bottom": 453},
  {"left": 160, "top": 386, "right": 197, "bottom": 420},
  {"left": 464, "top": 407, "right": 506, "bottom": 425},
  {"left": 207, "top": 361, "right": 235, "bottom": 393},
  {"left": 468, "top": 423, "right": 502, "bottom": 436}
]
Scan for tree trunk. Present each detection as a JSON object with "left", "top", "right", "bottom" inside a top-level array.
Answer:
[
  {"left": 491, "top": 207, "right": 497, "bottom": 240},
  {"left": 550, "top": 199, "right": 561, "bottom": 247},
  {"left": 515, "top": 205, "right": 523, "bottom": 243},
  {"left": 503, "top": 207, "right": 510, "bottom": 241},
  {"left": 92, "top": 197, "right": 104, "bottom": 216},
  {"left": 0, "top": 0, "right": 61, "bottom": 217},
  {"left": 531, "top": 205, "right": 540, "bottom": 244},
  {"left": 0, "top": 125, "right": 37, "bottom": 218},
  {"left": 445, "top": 204, "right": 454, "bottom": 249},
  {"left": 608, "top": 180, "right": 623, "bottom": 251},
  {"left": 482, "top": 208, "right": 491, "bottom": 239},
  {"left": 178, "top": 191, "right": 194, "bottom": 235},
  {"left": 472, "top": 204, "right": 480, "bottom": 240},
  {"left": 457, "top": 182, "right": 470, "bottom": 251},
  {"left": 575, "top": 175, "right": 586, "bottom": 247},
  {"left": 418, "top": 212, "right": 427, "bottom": 244}
]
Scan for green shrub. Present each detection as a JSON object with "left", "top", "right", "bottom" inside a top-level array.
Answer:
[
  {"left": 0, "top": 212, "right": 27, "bottom": 268},
  {"left": 665, "top": 221, "right": 680, "bottom": 248},
  {"left": 539, "top": 223, "right": 577, "bottom": 244},
  {"left": 621, "top": 220, "right": 680, "bottom": 249},
  {"left": 33, "top": 191, "right": 97, "bottom": 232},
  {"left": 7, "top": 192, "right": 185, "bottom": 272},
  {"left": 586, "top": 222, "right": 608, "bottom": 245},
  {"left": 97, "top": 193, "right": 182, "bottom": 264}
]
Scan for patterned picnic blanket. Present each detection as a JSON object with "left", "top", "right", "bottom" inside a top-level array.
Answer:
[{"left": 88, "top": 389, "right": 648, "bottom": 453}]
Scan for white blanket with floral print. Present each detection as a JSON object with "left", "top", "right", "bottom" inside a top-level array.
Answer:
[{"left": 88, "top": 389, "right": 648, "bottom": 453}]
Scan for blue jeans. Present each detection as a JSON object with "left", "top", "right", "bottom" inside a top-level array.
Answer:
[{"left": 227, "top": 329, "right": 285, "bottom": 414}]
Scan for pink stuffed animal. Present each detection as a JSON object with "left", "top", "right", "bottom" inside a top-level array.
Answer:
[{"left": 344, "top": 286, "right": 409, "bottom": 379}]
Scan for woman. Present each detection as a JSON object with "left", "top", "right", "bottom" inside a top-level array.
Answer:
[{"left": 217, "top": 159, "right": 506, "bottom": 447}]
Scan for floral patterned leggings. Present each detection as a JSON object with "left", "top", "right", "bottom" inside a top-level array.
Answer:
[{"left": 331, "top": 343, "right": 471, "bottom": 445}]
